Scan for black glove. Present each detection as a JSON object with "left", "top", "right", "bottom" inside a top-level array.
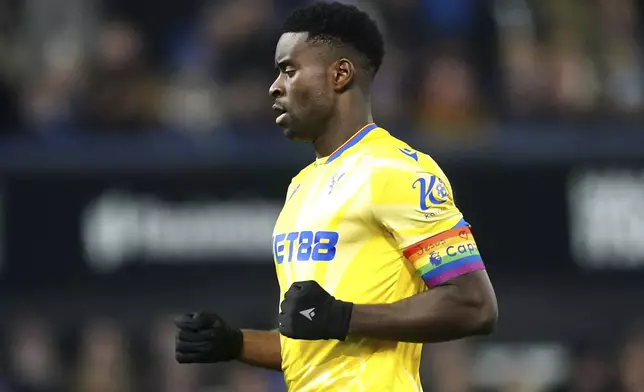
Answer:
[
  {"left": 174, "top": 312, "right": 243, "bottom": 363},
  {"left": 278, "top": 280, "right": 353, "bottom": 341}
]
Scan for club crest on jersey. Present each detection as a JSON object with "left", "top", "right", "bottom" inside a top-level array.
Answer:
[
  {"left": 413, "top": 175, "right": 449, "bottom": 210},
  {"left": 328, "top": 172, "right": 346, "bottom": 195}
]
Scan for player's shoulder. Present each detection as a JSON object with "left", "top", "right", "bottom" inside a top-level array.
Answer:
[
  {"left": 289, "top": 160, "right": 317, "bottom": 183},
  {"left": 362, "top": 127, "right": 443, "bottom": 175},
  {"left": 365, "top": 128, "right": 455, "bottom": 204}
]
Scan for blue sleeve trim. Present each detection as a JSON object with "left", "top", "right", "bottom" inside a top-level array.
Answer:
[{"left": 451, "top": 218, "right": 469, "bottom": 229}]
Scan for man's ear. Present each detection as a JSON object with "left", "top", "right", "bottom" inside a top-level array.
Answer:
[{"left": 332, "top": 58, "right": 355, "bottom": 91}]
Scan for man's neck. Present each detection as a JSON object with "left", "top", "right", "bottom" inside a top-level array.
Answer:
[{"left": 313, "top": 107, "right": 373, "bottom": 159}]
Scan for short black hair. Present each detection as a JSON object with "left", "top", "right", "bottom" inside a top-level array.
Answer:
[{"left": 281, "top": 1, "right": 385, "bottom": 77}]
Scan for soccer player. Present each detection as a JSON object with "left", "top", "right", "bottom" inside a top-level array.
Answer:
[{"left": 174, "top": 2, "right": 498, "bottom": 391}]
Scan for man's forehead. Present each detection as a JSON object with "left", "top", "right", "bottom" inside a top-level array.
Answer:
[{"left": 274, "top": 32, "right": 318, "bottom": 63}]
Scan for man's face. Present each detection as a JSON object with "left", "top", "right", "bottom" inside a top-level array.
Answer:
[{"left": 270, "top": 32, "right": 335, "bottom": 141}]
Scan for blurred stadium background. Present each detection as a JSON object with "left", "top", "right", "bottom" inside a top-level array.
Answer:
[{"left": 1, "top": 0, "right": 644, "bottom": 391}]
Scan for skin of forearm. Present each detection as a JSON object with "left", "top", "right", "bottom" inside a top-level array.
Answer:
[{"left": 238, "top": 329, "right": 283, "bottom": 371}]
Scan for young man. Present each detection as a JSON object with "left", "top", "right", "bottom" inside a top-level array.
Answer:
[{"left": 175, "top": 2, "right": 498, "bottom": 391}]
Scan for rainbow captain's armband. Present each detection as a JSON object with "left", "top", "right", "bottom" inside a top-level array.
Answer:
[{"left": 403, "top": 226, "right": 485, "bottom": 288}]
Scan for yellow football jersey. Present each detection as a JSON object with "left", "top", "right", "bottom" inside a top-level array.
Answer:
[{"left": 272, "top": 124, "right": 485, "bottom": 391}]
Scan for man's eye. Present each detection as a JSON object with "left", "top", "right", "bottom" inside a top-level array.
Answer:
[{"left": 285, "top": 69, "right": 296, "bottom": 77}]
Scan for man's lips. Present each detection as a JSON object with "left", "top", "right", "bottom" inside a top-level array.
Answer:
[{"left": 272, "top": 104, "right": 286, "bottom": 114}]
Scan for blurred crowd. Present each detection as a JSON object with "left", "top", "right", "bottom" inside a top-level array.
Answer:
[
  {"left": 1, "top": 315, "right": 644, "bottom": 392},
  {"left": 0, "top": 0, "right": 643, "bottom": 139},
  {"left": 0, "top": 316, "right": 287, "bottom": 392}
]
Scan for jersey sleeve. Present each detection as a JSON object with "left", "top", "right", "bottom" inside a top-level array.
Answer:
[{"left": 370, "top": 155, "right": 485, "bottom": 288}]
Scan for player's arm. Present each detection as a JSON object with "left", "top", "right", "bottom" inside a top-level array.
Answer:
[
  {"left": 347, "top": 162, "right": 497, "bottom": 342},
  {"left": 279, "top": 250, "right": 496, "bottom": 343},
  {"left": 175, "top": 313, "right": 282, "bottom": 371},
  {"left": 348, "top": 270, "right": 496, "bottom": 342}
]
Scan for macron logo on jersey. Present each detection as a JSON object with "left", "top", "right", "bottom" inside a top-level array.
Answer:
[
  {"left": 398, "top": 147, "right": 419, "bottom": 162},
  {"left": 299, "top": 308, "right": 316, "bottom": 321}
]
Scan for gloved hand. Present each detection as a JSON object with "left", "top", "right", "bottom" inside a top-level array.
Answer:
[
  {"left": 278, "top": 280, "right": 353, "bottom": 341},
  {"left": 175, "top": 312, "right": 243, "bottom": 363}
]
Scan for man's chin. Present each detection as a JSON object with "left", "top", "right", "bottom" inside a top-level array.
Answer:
[
  {"left": 277, "top": 116, "right": 295, "bottom": 139},
  {"left": 283, "top": 127, "right": 298, "bottom": 140},
  {"left": 277, "top": 118, "right": 310, "bottom": 141},
  {"left": 283, "top": 127, "right": 312, "bottom": 142}
]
